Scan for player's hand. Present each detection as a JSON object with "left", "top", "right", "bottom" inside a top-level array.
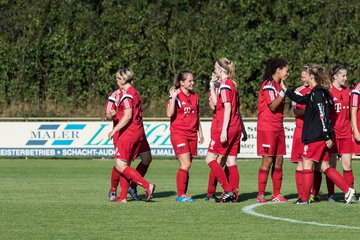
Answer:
[
  {"left": 220, "top": 131, "right": 227, "bottom": 143},
  {"left": 325, "top": 139, "right": 333, "bottom": 149},
  {"left": 198, "top": 135, "right": 204, "bottom": 144},
  {"left": 280, "top": 79, "right": 287, "bottom": 92},
  {"left": 169, "top": 86, "right": 178, "bottom": 99},
  {"left": 211, "top": 73, "right": 218, "bottom": 83},
  {"left": 109, "top": 109, "right": 116, "bottom": 117},
  {"left": 354, "top": 130, "right": 360, "bottom": 142},
  {"left": 108, "top": 131, "right": 115, "bottom": 139}
]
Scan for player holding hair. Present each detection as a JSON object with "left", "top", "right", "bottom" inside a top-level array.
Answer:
[
  {"left": 291, "top": 66, "right": 312, "bottom": 203},
  {"left": 105, "top": 74, "right": 152, "bottom": 202},
  {"left": 326, "top": 65, "right": 355, "bottom": 202},
  {"left": 256, "top": 58, "right": 289, "bottom": 203},
  {"left": 281, "top": 64, "right": 355, "bottom": 204},
  {"left": 205, "top": 58, "right": 245, "bottom": 202},
  {"left": 167, "top": 71, "right": 204, "bottom": 202},
  {"left": 108, "top": 68, "right": 155, "bottom": 203}
]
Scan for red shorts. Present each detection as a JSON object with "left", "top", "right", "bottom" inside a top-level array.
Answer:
[
  {"left": 302, "top": 141, "right": 330, "bottom": 162},
  {"left": 291, "top": 127, "right": 303, "bottom": 163},
  {"left": 353, "top": 137, "right": 360, "bottom": 155},
  {"left": 170, "top": 135, "right": 197, "bottom": 157},
  {"left": 114, "top": 139, "right": 142, "bottom": 162},
  {"left": 208, "top": 129, "right": 241, "bottom": 157},
  {"left": 139, "top": 136, "right": 151, "bottom": 153},
  {"left": 257, "top": 130, "right": 286, "bottom": 156},
  {"left": 330, "top": 138, "right": 353, "bottom": 154}
]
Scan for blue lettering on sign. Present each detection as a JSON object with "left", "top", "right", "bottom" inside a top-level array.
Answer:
[
  {"left": 145, "top": 123, "right": 171, "bottom": 146},
  {"left": 85, "top": 124, "right": 108, "bottom": 146},
  {"left": 26, "top": 124, "right": 85, "bottom": 146}
]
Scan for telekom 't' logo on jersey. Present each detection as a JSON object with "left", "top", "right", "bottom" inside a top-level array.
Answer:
[
  {"left": 334, "top": 103, "right": 341, "bottom": 113},
  {"left": 184, "top": 107, "right": 191, "bottom": 115}
]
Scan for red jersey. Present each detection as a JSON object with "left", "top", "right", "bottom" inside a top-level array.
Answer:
[
  {"left": 104, "top": 89, "right": 123, "bottom": 144},
  {"left": 168, "top": 88, "right": 199, "bottom": 140},
  {"left": 350, "top": 82, "right": 360, "bottom": 129},
  {"left": 257, "top": 79, "right": 285, "bottom": 131},
  {"left": 114, "top": 86, "right": 144, "bottom": 141},
  {"left": 208, "top": 90, "right": 218, "bottom": 135},
  {"left": 330, "top": 84, "right": 351, "bottom": 139},
  {"left": 215, "top": 77, "right": 241, "bottom": 133},
  {"left": 292, "top": 85, "right": 311, "bottom": 128},
  {"left": 104, "top": 89, "right": 122, "bottom": 126}
]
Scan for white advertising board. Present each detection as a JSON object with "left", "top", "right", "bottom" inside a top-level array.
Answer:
[{"left": 0, "top": 121, "right": 296, "bottom": 158}]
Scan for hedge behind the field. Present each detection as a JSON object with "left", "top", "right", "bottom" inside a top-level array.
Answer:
[{"left": 1, "top": 0, "right": 359, "bottom": 117}]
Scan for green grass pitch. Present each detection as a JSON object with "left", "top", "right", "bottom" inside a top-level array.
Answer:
[{"left": 0, "top": 158, "right": 359, "bottom": 239}]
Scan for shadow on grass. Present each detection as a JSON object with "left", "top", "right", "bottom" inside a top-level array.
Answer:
[
  {"left": 192, "top": 191, "right": 273, "bottom": 202},
  {"left": 148, "top": 190, "right": 177, "bottom": 199},
  {"left": 238, "top": 191, "right": 271, "bottom": 202}
]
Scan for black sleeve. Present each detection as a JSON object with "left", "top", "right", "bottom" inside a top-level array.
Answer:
[
  {"left": 312, "top": 90, "right": 333, "bottom": 140},
  {"left": 285, "top": 89, "right": 309, "bottom": 104}
]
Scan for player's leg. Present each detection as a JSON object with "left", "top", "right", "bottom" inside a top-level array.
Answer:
[
  {"left": 326, "top": 153, "right": 337, "bottom": 202},
  {"left": 115, "top": 158, "right": 155, "bottom": 202},
  {"left": 310, "top": 163, "right": 322, "bottom": 202},
  {"left": 300, "top": 158, "right": 314, "bottom": 204},
  {"left": 271, "top": 155, "right": 287, "bottom": 202},
  {"left": 321, "top": 160, "right": 355, "bottom": 204},
  {"left": 108, "top": 165, "right": 120, "bottom": 201},
  {"left": 206, "top": 152, "right": 234, "bottom": 202},
  {"left": 206, "top": 155, "right": 223, "bottom": 202},
  {"left": 257, "top": 155, "right": 273, "bottom": 203},
  {"left": 176, "top": 152, "right": 194, "bottom": 202},
  {"left": 128, "top": 151, "right": 152, "bottom": 200},
  {"left": 226, "top": 156, "right": 239, "bottom": 201},
  {"left": 294, "top": 161, "right": 303, "bottom": 203}
]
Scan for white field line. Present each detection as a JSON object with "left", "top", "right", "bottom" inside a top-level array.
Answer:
[{"left": 242, "top": 201, "right": 360, "bottom": 230}]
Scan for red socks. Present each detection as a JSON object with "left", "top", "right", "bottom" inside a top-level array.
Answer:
[
  {"left": 326, "top": 175, "right": 335, "bottom": 197},
  {"left": 122, "top": 166, "right": 150, "bottom": 190},
  {"left": 207, "top": 170, "right": 218, "bottom": 198},
  {"left": 301, "top": 169, "right": 314, "bottom": 201},
  {"left": 271, "top": 167, "right": 283, "bottom": 196},
  {"left": 312, "top": 170, "right": 322, "bottom": 196},
  {"left": 324, "top": 168, "right": 349, "bottom": 193},
  {"left": 228, "top": 165, "right": 240, "bottom": 199},
  {"left": 130, "top": 162, "right": 149, "bottom": 190},
  {"left": 119, "top": 173, "right": 130, "bottom": 200},
  {"left": 208, "top": 161, "right": 232, "bottom": 192},
  {"left": 258, "top": 168, "right": 269, "bottom": 195},
  {"left": 176, "top": 168, "right": 188, "bottom": 197},
  {"left": 343, "top": 170, "right": 354, "bottom": 188},
  {"left": 295, "top": 170, "right": 303, "bottom": 199},
  {"left": 110, "top": 166, "right": 120, "bottom": 192}
]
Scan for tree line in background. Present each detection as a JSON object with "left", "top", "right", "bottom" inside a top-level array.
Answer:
[{"left": 1, "top": 0, "right": 359, "bottom": 118}]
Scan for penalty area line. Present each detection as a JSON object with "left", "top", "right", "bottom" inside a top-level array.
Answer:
[{"left": 241, "top": 201, "right": 360, "bottom": 230}]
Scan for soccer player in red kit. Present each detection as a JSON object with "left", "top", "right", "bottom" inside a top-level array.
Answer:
[
  {"left": 351, "top": 79, "right": 360, "bottom": 156},
  {"left": 327, "top": 65, "right": 355, "bottom": 202},
  {"left": 205, "top": 80, "right": 226, "bottom": 202},
  {"left": 167, "top": 71, "right": 204, "bottom": 202},
  {"left": 108, "top": 68, "right": 155, "bottom": 202},
  {"left": 205, "top": 58, "right": 245, "bottom": 202},
  {"left": 351, "top": 75, "right": 360, "bottom": 202},
  {"left": 291, "top": 66, "right": 312, "bottom": 203},
  {"left": 105, "top": 83, "right": 153, "bottom": 201},
  {"left": 256, "top": 58, "right": 289, "bottom": 203},
  {"left": 281, "top": 64, "right": 355, "bottom": 204}
]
